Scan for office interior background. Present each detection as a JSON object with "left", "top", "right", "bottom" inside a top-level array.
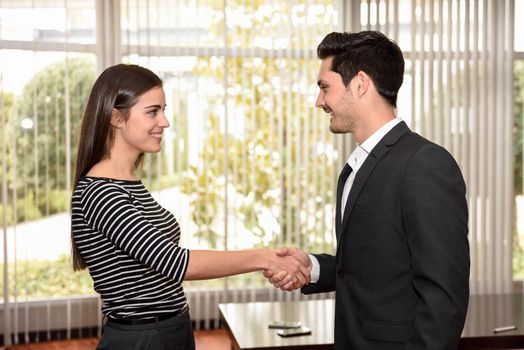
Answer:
[{"left": 0, "top": 0, "right": 522, "bottom": 347}]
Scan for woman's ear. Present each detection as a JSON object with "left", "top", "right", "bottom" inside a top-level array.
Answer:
[{"left": 111, "top": 109, "right": 124, "bottom": 128}]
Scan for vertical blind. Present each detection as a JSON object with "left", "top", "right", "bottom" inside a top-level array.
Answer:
[
  {"left": 0, "top": 0, "right": 518, "bottom": 346},
  {"left": 116, "top": 0, "right": 341, "bottom": 329}
]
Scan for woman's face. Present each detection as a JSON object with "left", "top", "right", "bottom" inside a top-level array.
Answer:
[{"left": 116, "top": 86, "right": 169, "bottom": 155}]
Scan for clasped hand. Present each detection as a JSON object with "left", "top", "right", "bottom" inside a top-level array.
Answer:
[{"left": 263, "top": 247, "right": 312, "bottom": 291}]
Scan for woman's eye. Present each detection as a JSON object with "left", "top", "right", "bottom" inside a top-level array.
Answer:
[{"left": 148, "top": 110, "right": 158, "bottom": 116}]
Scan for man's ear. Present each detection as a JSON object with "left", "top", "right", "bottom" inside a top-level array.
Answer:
[
  {"left": 355, "top": 71, "right": 370, "bottom": 97},
  {"left": 111, "top": 109, "right": 124, "bottom": 128}
]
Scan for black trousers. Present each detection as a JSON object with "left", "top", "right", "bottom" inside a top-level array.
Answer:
[{"left": 96, "top": 310, "right": 195, "bottom": 350}]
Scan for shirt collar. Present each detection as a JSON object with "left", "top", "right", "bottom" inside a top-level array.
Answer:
[
  {"left": 360, "top": 118, "right": 402, "bottom": 154},
  {"left": 346, "top": 118, "right": 402, "bottom": 166}
]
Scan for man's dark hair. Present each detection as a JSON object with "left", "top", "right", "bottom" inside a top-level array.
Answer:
[{"left": 317, "top": 31, "right": 404, "bottom": 108}]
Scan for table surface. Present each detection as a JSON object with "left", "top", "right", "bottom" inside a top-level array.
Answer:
[
  {"left": 219, "top": 294, "right": 524, "bottom": 350},
  {"left": 219, "top": 298, "right": 334, "bottom": 350}
]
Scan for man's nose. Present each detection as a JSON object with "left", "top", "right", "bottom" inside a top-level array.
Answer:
[{"left": 315, "top": 93, "right": 324, "bottom": 108}]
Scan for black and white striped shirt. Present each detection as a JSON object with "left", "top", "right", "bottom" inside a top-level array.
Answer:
[{"left": 71, "top": 176, "right": 189, "bottom": 319}]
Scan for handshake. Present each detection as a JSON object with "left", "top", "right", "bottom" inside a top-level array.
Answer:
[{"left": 263, "top": 247, "right": 312, "bottom": 291}]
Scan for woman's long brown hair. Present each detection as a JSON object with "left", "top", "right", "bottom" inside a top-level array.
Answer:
[{"left": 71, "top": 64, "right": 162, "bottom": 271}]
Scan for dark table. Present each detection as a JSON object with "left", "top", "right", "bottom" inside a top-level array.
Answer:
[
  {"left": 219, "top": 294, "right": 524, "bottom": 350},
  {"left": 219, "top": 298, "right": 334, "bottom": 350},
  {"left": 460, "top": 293, "right": 524, "bottom": 349}
]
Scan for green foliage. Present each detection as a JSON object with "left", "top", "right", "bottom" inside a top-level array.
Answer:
[
  {"left": 514, "top": 61, "right": 524, "bottom": 195},
  {"left": 9, "top": 57, "right": 95, "bottom": 220},
  {"left": 1, "top": 1, "right": 338, "bottom": 297},
  {"left": 513, "top": 61, "right": 524, "bottom": 278},
  {"left": 178, "top": 55, "right": 336, "bottom": 252},
  {"left": 0, "top": 255, "right": 94, "bottom": 299}
]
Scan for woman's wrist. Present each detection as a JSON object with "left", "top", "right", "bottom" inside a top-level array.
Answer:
[{"left": 256, "top": 248, "right": 275, "bottom": 271}]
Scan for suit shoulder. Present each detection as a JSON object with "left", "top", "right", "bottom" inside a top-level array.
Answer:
[
  {"left": 391, "top": 132, "right": 461, "bottom": 174},
  {"left": 399, "top": 132, "right": 452, "bottom": 156}
]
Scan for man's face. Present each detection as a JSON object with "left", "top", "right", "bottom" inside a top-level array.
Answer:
[{"left": 315, "top": 57, "right": 357, "bottom": 134}]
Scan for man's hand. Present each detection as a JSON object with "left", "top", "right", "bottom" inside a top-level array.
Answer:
[{"left": 263, "top": 247, "right": 312, "bottom": 291}]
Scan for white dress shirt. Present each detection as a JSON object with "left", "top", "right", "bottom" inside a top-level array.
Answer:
[{"left": 308, "top": 118, "right": 402, "bottom": 283}]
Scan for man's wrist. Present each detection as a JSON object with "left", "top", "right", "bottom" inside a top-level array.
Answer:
[{"left": 308, "top": 254, "right": 320, "bottom": 283}]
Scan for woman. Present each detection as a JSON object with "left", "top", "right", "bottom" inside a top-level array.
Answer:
[{"left": 71, "top": 64, "right": 310, "bottom": 350}]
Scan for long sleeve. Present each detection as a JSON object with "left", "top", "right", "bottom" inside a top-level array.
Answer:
[
  {"left": 301, "top": 253, "right": 337, "bottom": 294},
  {"left": 80, "top": 180, "right": 189, "bottom": 283},
  {"left": 402, "top": 144, "right": 470, "bottom": 349}
]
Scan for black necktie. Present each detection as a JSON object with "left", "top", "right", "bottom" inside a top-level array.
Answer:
[{"left": 336, "top": 164, "right": 352, "bottom": 230}]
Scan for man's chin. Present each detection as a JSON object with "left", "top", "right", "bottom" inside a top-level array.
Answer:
[{"left": 329, "top": 125, "right": 346, "bottom": 134}]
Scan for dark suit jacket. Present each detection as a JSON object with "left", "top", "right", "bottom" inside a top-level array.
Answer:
[{"left": 302, "top": 121, "right": 470, "bottom": 350}]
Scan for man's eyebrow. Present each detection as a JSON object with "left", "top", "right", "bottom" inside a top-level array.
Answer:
[{"left": 317, "top": 80, "right": 324, "bottom": 86}]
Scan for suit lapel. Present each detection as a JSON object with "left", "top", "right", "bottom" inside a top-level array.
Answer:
[{"left": 339, "top": 121, "right": 411, "bottom": 236}]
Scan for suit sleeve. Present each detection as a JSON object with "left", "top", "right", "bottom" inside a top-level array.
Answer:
[
  {"left": 402, "top": 144, "right": 470, "bottom": 349},
  {"left": 301, "top": 253, "right": 337, "bottom": 294}
]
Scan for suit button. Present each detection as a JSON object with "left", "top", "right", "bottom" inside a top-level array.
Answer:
[{"left": 337, "top": 270, "right": 344, "bottom": 278}]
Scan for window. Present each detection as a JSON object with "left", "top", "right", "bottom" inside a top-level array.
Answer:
[
  {"left": 0, "top": 0, "right": 520, "bottom": 346},
  {"left": 1, "top": 0, "right": 340, "bottom": 344}
]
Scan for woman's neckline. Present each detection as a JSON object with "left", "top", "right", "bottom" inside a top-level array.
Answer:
[{"left": 83, "top": 175, "right": 142, "bottom": 184}]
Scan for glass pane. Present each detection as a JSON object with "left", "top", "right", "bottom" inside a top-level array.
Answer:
[
  {"left": 516, "top": 0, "right": 524, "bottom": 52},
  {"left": 1, "top": 53, "right": 97, "bottom": 299},
  {"left": 0, "top": 0, "right": 95, "bottom": 45},
  {"left": 122, "top": 0, "right": 339, "bottom": 290}
]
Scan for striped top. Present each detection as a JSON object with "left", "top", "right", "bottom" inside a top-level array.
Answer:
[{"left": 71, "top": 176, "right": 189, "bottom": 319}]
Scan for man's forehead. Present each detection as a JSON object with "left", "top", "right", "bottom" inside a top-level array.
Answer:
[
  {"left": 319, "top": 57, "right": 333, "bottom": 70},
  {"left": 317, "top": 58, "right": 339, "bottom": 82}
]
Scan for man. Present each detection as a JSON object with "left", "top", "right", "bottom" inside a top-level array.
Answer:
[{"left": 268, "top": 31, "right": 470, "bottom": 349}]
